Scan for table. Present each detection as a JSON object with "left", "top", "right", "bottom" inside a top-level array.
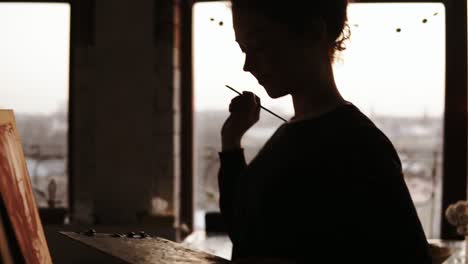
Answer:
[
  {"left": 183, "top": 231, "right": 232, "bottom": 260},
  {"left": 61, "top": 231, "right": 230, "bottom": 264},
  {"left": 429, "top": 239, "right": 466, "bottom": 264},
  {"left": 183, "top": 233, "right": 468, "bottom": 263}
]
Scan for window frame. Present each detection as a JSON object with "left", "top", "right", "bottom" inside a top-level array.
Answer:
[{"left": 182, "top": 0, "right": 466, "bottom": 239}]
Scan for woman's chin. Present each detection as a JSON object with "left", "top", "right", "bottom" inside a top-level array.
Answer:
[{"left": 265, "top": 88, "right": 288, "bottom": 99}]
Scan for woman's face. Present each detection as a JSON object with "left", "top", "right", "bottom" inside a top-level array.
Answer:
[{"left": 232, "top": 7, "right": 324, "bottom": 98}]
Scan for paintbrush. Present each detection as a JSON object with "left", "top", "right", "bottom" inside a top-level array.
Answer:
[{"left": 225, "top": 85, "right": 288, "bottom": 123}]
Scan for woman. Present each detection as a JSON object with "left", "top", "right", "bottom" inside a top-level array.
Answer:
[{"left": 218, "top": 0, "right": 432, "bottom": 263}]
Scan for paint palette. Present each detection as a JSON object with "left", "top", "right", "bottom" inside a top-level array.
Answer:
[{"left": 60, "top": 231, "right": 230, "bottom": 264}]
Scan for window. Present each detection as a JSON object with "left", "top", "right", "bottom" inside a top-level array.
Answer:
[
  {"left": 335, "top": 3, "right": 445, "bottom": 239},
  {"left": 0, "top": 3, "right": 71, "bottom": 209},
  {"left": 193, "top": 2, "right": 446, "bottom": 238},
  {"left": 193, "top": 1, "right": 292, "bottom": 230}
]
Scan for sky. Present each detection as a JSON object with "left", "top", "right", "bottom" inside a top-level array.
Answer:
[
  {"left": 193, "top": 2, "right": 446, "bottom": 118},
  {"left": 0, "top": 3, "right": 445, "bottom": 118},
  {"left": 0, "top": 3, "right": 70, "bottom": 114}
]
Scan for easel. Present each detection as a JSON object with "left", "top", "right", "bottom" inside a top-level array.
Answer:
[
  {"left": 0, "top": 195, "right": 24, "bottom": 264},
  {"left": 0, "top": 110, "right": 52, "bottom": 264}
]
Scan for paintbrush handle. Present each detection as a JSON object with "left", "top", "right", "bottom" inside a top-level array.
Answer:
[{"left": 225, "top": 85, "right": 287, "bottom": 123}]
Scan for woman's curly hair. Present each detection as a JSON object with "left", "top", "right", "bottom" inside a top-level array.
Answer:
[{"left": 231, "top": 0, "right": 351, "bottom": 60}]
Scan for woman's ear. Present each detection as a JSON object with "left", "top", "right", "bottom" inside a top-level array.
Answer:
[
  {"left": 285, "top": 16, "right": 327, "bottom": 47},
  {"left": 306, "top": 17, "right": 328, "bottom": 45}
]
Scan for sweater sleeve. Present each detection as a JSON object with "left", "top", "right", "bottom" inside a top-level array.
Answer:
[{"left": 218, "top": 148, "right": 247, "bottom": 243}]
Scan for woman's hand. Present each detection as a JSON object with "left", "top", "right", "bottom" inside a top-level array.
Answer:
[{"left": 221, "top": 91, "right": 261, "bottom": 151}]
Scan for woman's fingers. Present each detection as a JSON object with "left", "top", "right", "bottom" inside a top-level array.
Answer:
[
  {"left": 242, "top": 91, "right": 258, "bottom": 106},
  {"left": 222, "top": 91, "right": 262, "bottom": 143},
  {"left": 229, "top": 91, "right": 260, "bottom": 113},
  {"left": 243, "top": 92, "right": 261, "bottom": 110}
]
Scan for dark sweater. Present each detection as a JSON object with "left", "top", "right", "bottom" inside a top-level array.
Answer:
[{"left": 218, "top": 103, "right": 432, "bottom": 263}]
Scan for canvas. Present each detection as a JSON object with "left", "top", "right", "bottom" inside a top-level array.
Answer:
[{"left": 0, "top": 110, "right": 52, "bottom": 264}]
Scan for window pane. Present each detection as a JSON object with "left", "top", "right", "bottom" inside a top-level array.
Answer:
[
  {"left": 0, "top": 3, "right": 71, "bottom": 208},
  {"left": 193, "top": 2, "right": 445, "bottom": 239},
  {"left": 193, "top": 2, "right": 292, "bottom": 233},
  {"left": 336, "top": 3, "right": 445, "bottom": 239}
]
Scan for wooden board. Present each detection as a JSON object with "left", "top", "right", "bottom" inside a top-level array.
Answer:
[
  {"left": 0, "top": 110, "right": 52, "bottom": 263},
  {"left": 60, "top": 232, "right": 230, "bottom": 264}
]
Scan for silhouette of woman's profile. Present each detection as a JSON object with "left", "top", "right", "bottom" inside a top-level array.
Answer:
[{"left": 218, "top": 0, "right": 433, "bottom": 263}]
